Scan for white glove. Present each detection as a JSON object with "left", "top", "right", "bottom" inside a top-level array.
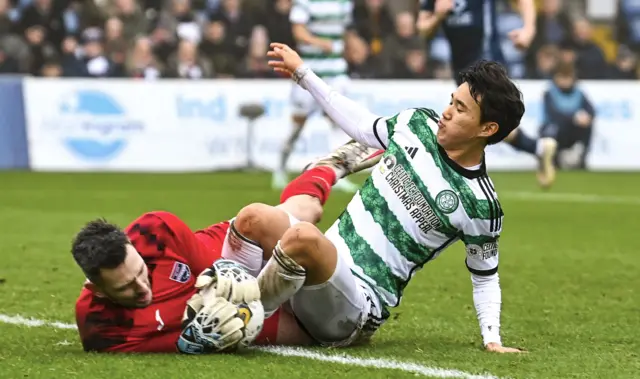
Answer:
[
  {"left": 177, "top": 293, "right": 245, "bottom": 354},
  {"left": 196, "top": 259, "right": 261, "bottom": 304}
]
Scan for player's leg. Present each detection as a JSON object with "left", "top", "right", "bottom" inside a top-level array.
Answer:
[
  {"left": 224, "top": 141, "right": 383, "bottom": 276},
  {"left": 554, "top": 122, "right": 592, "bottom": 170},
  {"left": 258, "top": 222, "right": 382, "bottom": 345},
  {"left": 272, "top": 84, "right": 313, "bottom": 189},
  {"left": 504, "top": 129, "right": 558, "bottom": 189}
]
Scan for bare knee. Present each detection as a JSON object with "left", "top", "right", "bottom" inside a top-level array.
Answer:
[
  {"left": 279, "top": 222, "right": 324, "bottom": 268},
  {"left": 234, "top": 203, "right": 292, "bottom": 253},
  {"left": 234, "top": 203, "right": 277, "bottom": 241}
]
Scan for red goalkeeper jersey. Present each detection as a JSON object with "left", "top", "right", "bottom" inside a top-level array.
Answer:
[{"left": 74, "top": 211, "right": 278, "bottom": 353}]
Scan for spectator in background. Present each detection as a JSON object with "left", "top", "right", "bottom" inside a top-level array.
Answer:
[
  {"left": 104, "top": 17, "right": 127, "bottom": 75},
  {"left": 40, "top": 59, "right": 62, "bottom": 76},
  {"left": 166, "top": 39, "right": 211, "bottom": 78},
  {"left": 571, "top": 17, "right": 607, "bottom": 79},
  {"left": 125, "top": 36, "right": 163, "bottom": 79},
  {"left": 19, "top": 0, "right": 66, "bottom": 51},
  {"left": 540, "top": 62, "right": 595, "bottom": 170},
  {"left": 0, "top": 0, "right": 16, "bottom": 36},
  {"left": 0, "top": 41, "right": 20, "bottom": 73},
  {"left": 352, "top": 0, "right": 394, "bottom": 57},
  {"left": 199, "top": 20, "right": 237, "bottom": 77},
  {"left": 209, "top": 0, "right": 256, "bottom": 65},
  {"left": 157, "top": 0, "right": 202, "bottom": 44},
  {"left": 616, "top": 0, "right": 640, "bottom": 53},
  {"left": 262, "top": 0, "right": 295, "bottom": 50},
  {"left": 381, "top": 11, "right": 424, "bottom": 78},
  {"left": 609, "top": 44, "right": 638, "bottom": 80},
  {"left": 395, "top": 40, "right": 431, "bottom": 79},
  {"left": 237, "top": 25, "right": 277, "bottom": 78},
  {"left": 23, "top": 24, "right": 57, "bottom": 75},
  {"left": 528, "top": 44, "right": 559, "bottom": 79},
  {"left": 345, "top": 32, "right": 381, "bottom": 79},
  {"left": 62, "top": 27, "right": 120, "bottom": 77},
  {"left": 525, "top": 0, "right": 571, "bottom": 74},
  {"left": 557, "top": 38, "right": 576, "bottom": 65},
  {"left": 109, "top": 0, "right": 149, "bottom": 41}
]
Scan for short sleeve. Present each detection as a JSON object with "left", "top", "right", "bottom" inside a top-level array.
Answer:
[
  {"left": 462, "top": 234, "right": 499, "bottom": 276},
  {"left": 290, "top": 0, "right": 311, "bottom": 24}
]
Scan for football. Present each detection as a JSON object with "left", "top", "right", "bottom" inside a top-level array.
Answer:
[{"left": 235, "top": 300, "right": 265, "bottom": 349}]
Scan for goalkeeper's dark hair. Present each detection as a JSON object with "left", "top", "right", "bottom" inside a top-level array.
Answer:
[
  {"left": 459, "top": 60, "right": 525, "bottom": 145},
  {"left": 71, "top": 219, "right": 129, "bottom": 283}
]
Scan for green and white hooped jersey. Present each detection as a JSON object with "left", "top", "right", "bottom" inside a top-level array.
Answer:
[
  {"left": 289, "top": 0, "right": 352, "bottom": 78},
  {"left": 324, "top": 108, "right": 503, "bottom": 308}
]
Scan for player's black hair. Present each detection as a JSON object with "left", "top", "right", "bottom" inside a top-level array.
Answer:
[
  {"left": 459, "top": 60, "right": 525, "bottom": 145},
  {"left": 71, "top": 219, "right": 129, "bottom": 284}
]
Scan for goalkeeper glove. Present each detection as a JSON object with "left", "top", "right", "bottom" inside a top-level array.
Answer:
[
  {"left": 176, "top": 292, "right": 245, "bottom": 354},
  {"left": 195, "top": 259, "right": 261, "bottom": 305}
]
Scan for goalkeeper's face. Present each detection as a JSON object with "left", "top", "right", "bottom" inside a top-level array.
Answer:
[{"left": 94, "top": 244, "right": 153, "bottom": 308}]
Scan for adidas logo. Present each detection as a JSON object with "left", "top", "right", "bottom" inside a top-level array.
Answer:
[{"left": 404, "top": 146, "right": 418, "bottom": 159}]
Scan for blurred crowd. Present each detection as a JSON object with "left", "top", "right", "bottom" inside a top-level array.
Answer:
[{"left": 0, "top": 0, "right": 635, "bottom": 80}]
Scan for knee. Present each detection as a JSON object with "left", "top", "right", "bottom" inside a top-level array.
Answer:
[
  {"left": 234, "top": 203, "right": 273, "bottom": 240},
  {"left": 279, "top": 222, "right": 323, "bottom": 266}
]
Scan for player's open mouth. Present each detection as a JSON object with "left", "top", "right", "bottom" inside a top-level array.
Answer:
[{"left": 437, "top": 120, "right": 445, "bottom": 129}]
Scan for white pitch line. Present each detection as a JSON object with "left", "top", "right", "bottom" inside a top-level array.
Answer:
[
  {"left": 502, "top": 191, "right": 640, "bottom": 206},
  {"left": 0, "top": 313, "right": 505, "bottom": 379},
  {"left": 254, "top": 346, "right": 505, "bottom": 379}
]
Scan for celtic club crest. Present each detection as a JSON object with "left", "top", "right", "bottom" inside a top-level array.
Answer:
[{"left": 435, "top": 190, "right": 459, "bottom": 214}]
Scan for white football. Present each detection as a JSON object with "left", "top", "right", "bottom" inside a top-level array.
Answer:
[{"left": 236, "top": 299, "right": 265, "bottom": 349}]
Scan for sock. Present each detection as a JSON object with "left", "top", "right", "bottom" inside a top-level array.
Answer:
[
  {"left": 280, "top": 126, "right": 304, "bottom": 171},
  {"left": 509, "top": 131, "right": 537, "bottom": 155},
  {"left": 254, "top": 307, "right": 281, "bottom": 344},
  {"left": 280, "top": 166, "right": 336, "bottom": 205},
  {"left": 257, "top": 242, "right": 306, "bottom": 317},
  {"left": 221, "top": 220, "right": 263, "bottom": 277}
]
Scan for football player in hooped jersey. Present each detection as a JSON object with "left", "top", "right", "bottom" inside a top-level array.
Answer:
[
  {"left": 72, "top": 140, "right": 382, "bottom": 354},
  {"left": 259, "top": 43, "right": 526, "bottom": 353}
]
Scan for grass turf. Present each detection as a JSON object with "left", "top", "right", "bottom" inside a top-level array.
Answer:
[{"left": 0, "top": 171, "right": 638, "bottom": 379}]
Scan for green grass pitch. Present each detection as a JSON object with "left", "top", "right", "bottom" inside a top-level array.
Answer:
[{"left": 0, "top": 171, "right": 638, "bottom": 379}]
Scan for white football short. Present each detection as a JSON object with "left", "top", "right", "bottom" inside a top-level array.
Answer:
[{"left": 289, "top": 242, "right": 387, "bottom": 347}]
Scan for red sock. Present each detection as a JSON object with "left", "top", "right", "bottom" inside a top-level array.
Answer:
[{"left": 280, "top": 167, "right": 336, "bottom": 205}]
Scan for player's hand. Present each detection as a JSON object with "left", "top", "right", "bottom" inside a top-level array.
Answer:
[
  {"left": 319, "top": 39, "right": 335, "bottom": 54},
  {"left": 196, "top": 259, "right": 261, "bottom": 305},
  {"left": 177, "top": 293, "right": 245, "bottom": 354},
  {"left": 434, "top": 0, "right": 454, "bottom": 18},
  {"left": 508, "top": 27, "right": 535, "bottom": 50},
  {"left": 485, "top": 342, "right": 527, "bottom": 353},
  {"left": 574, "top": 109, "right": 592, "bottom": 127},
  {"left": 268, "top": 42, "right": 304, "bottom": 78}
]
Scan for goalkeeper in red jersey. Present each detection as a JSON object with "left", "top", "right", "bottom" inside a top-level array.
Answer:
[{"left": 72, "top": 140, "right": 382, "bottom": 354}]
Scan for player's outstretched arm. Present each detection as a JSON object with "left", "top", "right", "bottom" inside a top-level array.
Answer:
[
  {"left": 268, "top": 43, "right": 389, "bottom": 150},
  {"left": 470, "top": 268, "right": 525, "bottom": 353}
]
